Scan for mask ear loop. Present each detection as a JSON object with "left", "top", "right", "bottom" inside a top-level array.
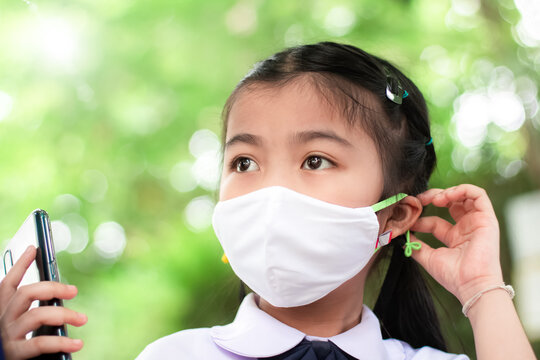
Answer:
[
  {"left": 404, "top": 230, "right": 422, "bottom": 257},
  {"left": 372, "top": 193, "right": 422, "bottom": 257},
  {"left": 371, "top": 193, "right": 407, "bottom": 212}
]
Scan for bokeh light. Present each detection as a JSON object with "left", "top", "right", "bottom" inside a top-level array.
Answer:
[
  {"left": 93, "top": 221, "right": 126, "bottom": 260},
  {"left": 514, "top": 0, "right": 540, "bottom": 47},
  {"left": 189, "top": 129, "right": 222, "bottom": 191},
  {"left": 226, "top": 0, "right": 258, "bottom": 35},
  {"left": 324, "top": 6, "right": 356, "bottom": 37},
  {"left": 184, "top": 196, "right": 215, "bottom": 232},
  {"left": 0, "top": 91, "right": 14, "bottom": 122},
  {"left": 51, "top": 220, "right": 72, "bottom": 253},
  {"left": 452, "top": 65, "right": 528, "bottom": 150},
  {"left": 62, "top": 213, "right": 89, "bottom": 254},
  {"left": 35, "top": 18, "right": 79, "bottom": 67},
  {"left": 170, "top": 161, "right": 197, "bottom": 193}
]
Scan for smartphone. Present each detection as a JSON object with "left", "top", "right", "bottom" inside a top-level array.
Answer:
[{"left": 1, "top": 209, "right": 71, "bottom": 360}]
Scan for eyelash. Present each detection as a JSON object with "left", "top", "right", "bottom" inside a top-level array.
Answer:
[
  {"left": 228, "top": 155, "right": 336, "bottom": 172},
  {"left": 302, "top": 154, "right": 336, "bottom": 170}
]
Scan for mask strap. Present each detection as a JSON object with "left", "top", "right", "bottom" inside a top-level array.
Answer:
[
  {"left": 371, "top": 193, "right": 407, "bottom": 212},
  {"left": 371, "top": 193, "right": 422, "bottom": 257},
  {"left": 404, "top": 230, "right": 422, "bottom": 257}
]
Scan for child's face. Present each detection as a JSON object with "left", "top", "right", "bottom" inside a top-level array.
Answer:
[{"left": 220, "top": 78, "right": 384, "bottom": 209}]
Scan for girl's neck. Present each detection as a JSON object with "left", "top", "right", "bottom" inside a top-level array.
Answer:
[{"left": 255, "top": 273, "right": 366, "bottom": 338}]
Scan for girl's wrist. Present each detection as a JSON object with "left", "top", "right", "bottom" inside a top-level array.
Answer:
[
  {"left": 462, "top": 283, "right": 514, "bottom": 317},
  {"left": 455, "top": 274, "right": 504, "bottom": 306},
  {"left": 465, "top": 286, "right": 516, "bottom": 323}
]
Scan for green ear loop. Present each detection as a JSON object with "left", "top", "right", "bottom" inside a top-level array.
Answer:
[
  {"left": 404, "top": 230, "right": 422, "bottom": 257},
  {"left": 372, "top": 193, "right": 422, "bottom": 257},
  {"left": 371, "top": 193, "right": 407, "bottom": 212}
]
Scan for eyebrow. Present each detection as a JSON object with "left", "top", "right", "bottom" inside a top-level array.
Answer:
[
  {"left": 291, "top": 130, "right": 352, "bottom": 147},
  {"left": 225, "top": 133, "right": 263, "bottom": 148},
  {"left": 224, "top": 129, "right": 352, "bottom": 149}
]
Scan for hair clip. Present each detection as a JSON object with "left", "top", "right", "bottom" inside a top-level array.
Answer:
[{"left": 385, "top": 76, "right": 407, "bottom": 105}]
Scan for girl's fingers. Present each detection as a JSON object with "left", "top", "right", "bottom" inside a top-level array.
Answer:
[
  {"left": 417, "top": 185, "right": 496, "bottom": 225},
  {"left": 3, "top": 282, "right": 78, "bottom": 324},
  {"left": 411, "top": 216, "right": 454, "bottom": 248},
  {"left": 431, "top": 185, "right": 495, "bottom": 214},
  {"left": 0, "top": 246, "right": 36, "bottom": 294},
  {"left": 10, "top": 306, "right": 87, "bottom": 340},
  {"left": 9, "top": 335, "right": 83, "bottom": 359},
  {"left": 416, "top": 188, "right": 444, "bottom": 206}
]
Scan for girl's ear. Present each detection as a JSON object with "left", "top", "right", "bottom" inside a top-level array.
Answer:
[{"left": 381, "top": 196, "right": 423, "bottom": 237}]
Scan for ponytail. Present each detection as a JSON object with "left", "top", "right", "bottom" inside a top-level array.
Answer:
[{"left": 373, "top": 236, "right": 447, "bottom": 351}]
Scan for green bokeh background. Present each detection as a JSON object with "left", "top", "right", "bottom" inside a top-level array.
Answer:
[{"left": 1, "top": 0, "right": 539, "bottom": 359}]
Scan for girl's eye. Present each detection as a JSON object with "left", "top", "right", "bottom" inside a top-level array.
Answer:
[
  {"left": 233, "top": 157, "right": 259, "bottom": 172},
  {"left": 302, "top": 155, "right": 334, "bottom": 170}
]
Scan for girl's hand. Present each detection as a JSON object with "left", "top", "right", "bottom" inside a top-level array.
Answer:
[
  {"left": 409, "top": 184, "right": 504, "bottom": 305},
  {"left": 0, "top": 246, "right": 87, "bottom": 360}
]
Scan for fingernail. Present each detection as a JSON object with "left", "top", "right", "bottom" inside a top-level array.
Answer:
[
  {"left": 72, "top": 339, "right": 83, "bottom": 346},
  {"left": 24, "top": 245, "right": 34, "bottom": 254},
  {"left": 78, "top": 313, "right": 88, "bottom": 321}
]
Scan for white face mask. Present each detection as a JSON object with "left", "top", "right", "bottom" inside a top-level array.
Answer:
[{"left": 212, "top": 186, "right": 411, "bottom": 308}]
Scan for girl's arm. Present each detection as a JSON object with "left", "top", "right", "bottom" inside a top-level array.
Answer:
[
  {"left": 0, "top": 246, "right": 87, "bottom": 360},
  {"left": 410, "top": 184, "right": 536, "bottom": 360}
]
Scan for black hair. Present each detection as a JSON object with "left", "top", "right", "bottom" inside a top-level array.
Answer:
[{"left": 222, "top": 42, "right": 445, "bottom": 351}]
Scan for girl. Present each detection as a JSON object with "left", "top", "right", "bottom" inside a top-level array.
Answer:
[
  {"left": 1, "top": 42, "right": 536, "bottom": 359},
  {"left": 134, "top": 42, "right": 535, "bottom": 359}
]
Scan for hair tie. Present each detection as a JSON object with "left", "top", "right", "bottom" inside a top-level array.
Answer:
[
  {"left": 425, "top": 137, "right": 433, "bottom": 146},
  {"left": 462, "top": 283, "right": 515, "bottom": 317}
]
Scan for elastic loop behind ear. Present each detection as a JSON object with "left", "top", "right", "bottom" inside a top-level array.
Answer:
[
  {"left": 404, "top": 231, "right": 422, "bottom": 257},
  {"left": 372, "top": 193, "right": 407, "bottom": 212}
]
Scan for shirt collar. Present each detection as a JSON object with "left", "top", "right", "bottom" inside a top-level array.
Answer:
[{"left": 210, "top": 293, "right": 392, "bottom": 359}]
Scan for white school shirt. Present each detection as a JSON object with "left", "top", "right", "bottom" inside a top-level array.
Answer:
[{"left": 136, "top": 293, "right": 470, "bottom": 360}]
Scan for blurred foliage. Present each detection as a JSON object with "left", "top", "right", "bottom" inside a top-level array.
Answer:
[{"left": 0, "top": 0, "right": 539, "bottom": 359}]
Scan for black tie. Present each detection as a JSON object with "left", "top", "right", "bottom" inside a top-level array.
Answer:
[{"left": 261, "top": 338, "right": 358, "bottom": 360}]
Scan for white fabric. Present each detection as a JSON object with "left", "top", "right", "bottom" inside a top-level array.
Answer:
[
  {"left": 136, "top": 293, "right": 470, "bottom": 360},
  {"left": 212, "top": 186, "right": 382, "bottom": 308}
]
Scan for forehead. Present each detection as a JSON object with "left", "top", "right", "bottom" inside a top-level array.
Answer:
[{"left": 226, "top": 77, "right": 369, "bottom": 141}]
